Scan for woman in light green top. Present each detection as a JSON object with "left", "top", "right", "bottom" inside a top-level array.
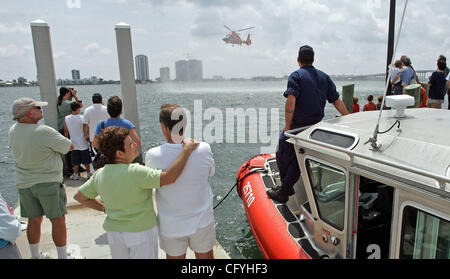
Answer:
[{"left": 74, "top": 126, "right": 199, "bottom": 259}]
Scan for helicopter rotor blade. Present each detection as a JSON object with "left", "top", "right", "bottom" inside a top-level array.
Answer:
[
  {"left": 224, "top": 25, "right": 233, "bottom": 32},
  {"left": 236, "top": 27, "right": 255, "bottom": 32}
]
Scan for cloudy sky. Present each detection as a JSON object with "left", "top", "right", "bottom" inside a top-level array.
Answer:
[{"left": 0, "top": 0, "right": 448, "bottom": 81}]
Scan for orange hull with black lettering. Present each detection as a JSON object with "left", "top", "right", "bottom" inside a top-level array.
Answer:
[{"left": 236, "top": 153, "right": 310, "bottom": 259}]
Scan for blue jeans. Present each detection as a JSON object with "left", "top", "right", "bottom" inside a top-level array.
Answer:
[{"left": 392, "top": 84, "right": 402, "bottom": 95}]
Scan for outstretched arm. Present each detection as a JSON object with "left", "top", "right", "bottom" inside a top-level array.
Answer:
[{"left": 333, "top": 99, "right": 350, "bottom": 116}]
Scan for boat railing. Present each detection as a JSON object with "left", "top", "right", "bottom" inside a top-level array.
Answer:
[{"left": 284, "top": 128, "right": 450, "bottom": 193}]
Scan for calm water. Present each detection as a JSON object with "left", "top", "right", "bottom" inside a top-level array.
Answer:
[{"left": 0, "top": 79, "right": 415, "bottom": 259}]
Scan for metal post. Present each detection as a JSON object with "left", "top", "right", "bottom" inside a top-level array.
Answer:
[
  {"left": 115, "top": 22, "right": 142, "bottom": 163},
  {"left": 30, "top": 20, "right": 58, "bottom": 129},
  {"left": 342, "top": 83, "right": 355, "bottom": 113},
  {"left": 386, "top": 0, "right": 396, "bottom": 95}
]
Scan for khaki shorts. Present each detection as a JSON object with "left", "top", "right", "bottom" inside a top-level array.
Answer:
[
  {"left": 19, "top": 182, "right": 67, "bottom": 219},
  {"left": 159, "top": 222, "right": 216, "bottom": 257}
]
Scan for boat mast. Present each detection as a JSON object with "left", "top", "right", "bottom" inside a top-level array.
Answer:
[
  {"left": 368, "top": 0, "right": 408, "bottom": 151},
  {"left": 385, "top": 0, "right": 396, "bottom": 95}
]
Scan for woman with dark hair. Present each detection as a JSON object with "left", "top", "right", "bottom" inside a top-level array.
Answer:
[
  {"left": 74, "top": 126, "right": 199, "bottom": 259},
  {"left": 57, "top": 87, "right": 80, "bottom": 132},
  {"left": 57, "top": 87, "right": 81, "bottom": 176}
]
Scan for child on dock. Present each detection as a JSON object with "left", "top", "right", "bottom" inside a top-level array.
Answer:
[
  {"left": 352, "top": 97, "right": 359, "bottom": 113},
  {"left": 64, "top": 102, "right": 92, "bottom": 180},
  {"left": 352, "top": 97, "right": 360, "bottom": 113},
  {"left": 363, "top": 95, "right": 377, "bottom": 111},
  {"left": 390, "top": 60, "right": 405, "bottom": 95},
  {"left": 376, "top": 96, "right": 383, "bottom": 110}
]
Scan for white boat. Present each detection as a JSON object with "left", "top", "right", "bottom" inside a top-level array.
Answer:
[
  {"left": 238, "top": 98, "right": 450, "bottom": 259},
  {"left": 237, "top": 0, "right": 450, "bottom": 259}
]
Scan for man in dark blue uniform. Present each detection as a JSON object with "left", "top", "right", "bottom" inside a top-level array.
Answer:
[{"left": 267, "top": 45, "right": 349, "bottom": 203}]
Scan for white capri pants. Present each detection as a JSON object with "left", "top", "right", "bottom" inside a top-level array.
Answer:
[{"left": 106, "top": 226, "right": 158, "bottom": 259}]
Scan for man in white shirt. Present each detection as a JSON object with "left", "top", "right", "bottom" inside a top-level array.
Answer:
[
  {"left": 82, "top": 93, "right": 109, "bottom": 144},
  {"left": 145, "top": 103, "right": 216, "bottom": 259}
]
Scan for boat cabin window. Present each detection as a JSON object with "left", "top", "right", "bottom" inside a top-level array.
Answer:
[
  {"left": 305, "top": 159, "right": 346, "bottom": 230},
  {"left": 309, "top": 129, "right": 356, "bottom": 149},
  {"left": 400, "top": 206, "right": 450, "bottom": 259}
]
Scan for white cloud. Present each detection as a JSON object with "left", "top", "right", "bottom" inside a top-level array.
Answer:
[
  {"left": 83, "top": 43, "right": 111, "bottom": 55},
  {"left": 0, "top": 44, "right": 24, "bottom": 57},
  {"left": 0, "top": 22, "right": 28, "bottom": 33},
  {"left": 53, "top": 51, "right": 67, "bottom": 59}
]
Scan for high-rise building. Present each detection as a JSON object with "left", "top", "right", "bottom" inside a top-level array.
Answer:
[
  {"left": 175, "top": 60, "right": 188, "bottom": 82},
  {"left": 135, "top": 54, "right": 149, "bottom": 81},
  {"left": 188, "top": 59, "right": 203, "bottom": 81},
  {"left": 72, "top": 69, "right": 80, "bottom": 80},
  {"left": 175, "top": 59, "right": 203, "bottom": 82},
  {"left": 160, "top": 67, "right": 170, "bottom": 82}
]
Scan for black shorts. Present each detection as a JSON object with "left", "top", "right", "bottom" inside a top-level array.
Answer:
[{"left": 71, "top": 149, "right": 92, "bottom": 165}]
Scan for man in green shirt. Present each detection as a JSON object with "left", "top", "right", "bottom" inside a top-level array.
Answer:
[{"left": 8, "top": 97, "right": 74, "bottom": 259}]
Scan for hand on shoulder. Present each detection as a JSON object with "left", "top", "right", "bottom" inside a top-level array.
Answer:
[{"left": 182, "top": 138, "right": 200, "bottom": 152}]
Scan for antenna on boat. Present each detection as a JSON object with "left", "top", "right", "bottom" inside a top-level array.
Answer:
[{"left": 367, "top": 0, "right": 409, "bottom": 151}]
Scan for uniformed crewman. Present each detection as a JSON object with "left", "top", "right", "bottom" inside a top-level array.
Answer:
[{"left": 267, "top": 45, "right": 349, "bottom": 203}]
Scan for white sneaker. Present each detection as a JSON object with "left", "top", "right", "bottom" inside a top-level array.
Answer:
[
  {"left": 31, "top": 252, "right": 52, "bottom": 259},
  {"left": 69, "top": 173, "right": 80, "bottom": 180},
  {"left": 67, "top": 252, "right": 86, "bottom": 259}
]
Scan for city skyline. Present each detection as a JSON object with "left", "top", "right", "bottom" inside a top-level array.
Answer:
[{"left": 0, "top": 1, "right": 448, "bottom": 81}]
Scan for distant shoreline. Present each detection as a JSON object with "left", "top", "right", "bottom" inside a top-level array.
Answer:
[{"left": 1, "top": 75, "right": 399, "bottom": 88}]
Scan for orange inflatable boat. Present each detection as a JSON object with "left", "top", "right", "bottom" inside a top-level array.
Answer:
[{"left": 236, "top": 153, "right": 317, "bottom": 259}]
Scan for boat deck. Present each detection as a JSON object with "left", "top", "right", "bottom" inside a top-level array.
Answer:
[{"left": 14, "top": 172, "right": 230, "bottom": 259}]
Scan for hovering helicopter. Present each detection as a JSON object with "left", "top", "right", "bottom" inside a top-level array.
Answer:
[{"left": 222, "top": 25, "right": 255, "bottom": 46}]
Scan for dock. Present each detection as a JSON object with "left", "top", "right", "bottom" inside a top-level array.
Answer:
[{"left": 14, "top": 172, "right": 230, "bottom": 259}]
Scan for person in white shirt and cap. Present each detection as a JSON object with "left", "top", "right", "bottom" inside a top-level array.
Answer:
[{"left": 145, "top": 103, "right": 216, "bottom": 259}]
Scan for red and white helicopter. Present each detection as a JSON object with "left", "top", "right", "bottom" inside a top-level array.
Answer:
[{"left": 222, "top": 25, "right": 255, "bottom": 46}]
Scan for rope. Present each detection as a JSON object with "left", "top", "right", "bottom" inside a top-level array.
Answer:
[{"left": 213, "top": 166, "right": 267, "bottom": 210}]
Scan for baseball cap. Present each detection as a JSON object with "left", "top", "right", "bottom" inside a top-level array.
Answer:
[
  {"left": 12, "top": 97, "right": 48, "bottom": 121},
  {"left": 92, "top": 93, "right": 102, "bottom": 102}
]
